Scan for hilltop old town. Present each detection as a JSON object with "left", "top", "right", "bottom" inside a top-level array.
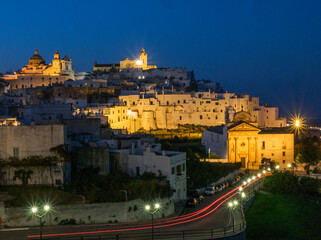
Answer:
[{"left": 0, "top": 47, "right": 321, "bottom": 239}]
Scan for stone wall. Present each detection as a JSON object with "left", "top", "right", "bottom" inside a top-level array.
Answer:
[{"left": 1, "top": 196, "right": 174, "bottom": 227}]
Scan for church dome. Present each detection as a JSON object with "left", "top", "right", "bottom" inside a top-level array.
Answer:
[{"left": 28, "top": 50, "right": 45, "bottom": 66}]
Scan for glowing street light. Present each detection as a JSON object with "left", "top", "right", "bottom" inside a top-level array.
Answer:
[
  {"left": 136, "top": 60, "right": 143, "bottom": 66},
  {"left": 275, "top": 165, "right": 280, "bottom": 170},
  {"left": 228, "top": 200, "right": 239, "bottom": 233},
  {"left": 252, "top": 176, "right": 255, "bottom": 180},
  {"left": 263, "top": 170, "right": 266, "bottom": 174},
  {"left": 145, "top": 203, "right": 161, "bottom": 240},
  {"left": 31, "top": 207, "right": 38, "bottom": 213},
  {"left": 258, "top": 173, "right": 261, "bottom": 177},
  {"left": 243, "top": 181, "right": 247, "bottom": 185},
  {"left": 30, "top": 204, "right": 51, "bottom": 240},
  {"left": 247, "top": 178, "right": 251, "bottom": 183},
  {"left": 241, "top": 192, "right": 246, "bottom": 198},
  {"left": 239, "top": 187, "right": 243, "bottom": 191},
  {"left": 287, "top": 163, "right": 292, "bottom": 168},
  {"left": 267, "top": 167, "right": 271, "bottom": 171}
]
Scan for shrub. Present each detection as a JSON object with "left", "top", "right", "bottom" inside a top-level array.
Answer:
[
  {"left": 299, "top": 177, "right": 321, "bottom": 195},
  {"left": 263, "top": 171, "right": 300, "bottom": 194}
]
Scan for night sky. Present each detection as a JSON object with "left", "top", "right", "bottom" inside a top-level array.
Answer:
[{"left": 1, "top": 0, "right": 321, "bottom": 118}]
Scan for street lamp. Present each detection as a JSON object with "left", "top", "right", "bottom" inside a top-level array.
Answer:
[
  {"left": 257, "top": 173, "right": 261, "bottom": 177},
  {"left": 145, "top": 203, "right": 160, "bottom": 240},
  {"left": 30, "top": 204, "right": 51, "bottom": 240},
  {"left": 228, "top": 200, "right": 238, "bottom": 233},
  {"left": 252, "top": 176, "right": 255, "bottom": 180},
  {"left": 241, "top": 192, "right": 246, "bottom": 198},
  {"left": 263, "top": 170, "right": 266, "bottom": 174},
  {"left": 243, "top": 181, "right": 247, "bottom": 186},
  {"left": 267, "top": 167, "right": 271, "bottom": 171},
  {"left": 275, "top": 165, "right": 280, "bottom": 170}
]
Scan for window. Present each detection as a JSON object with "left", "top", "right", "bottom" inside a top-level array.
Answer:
[
  {"left": 13, "top": 148, "right": 19, "bottom": 158},
  {"left": 167, "top": 101, "right": 169, "bottom": 105},
  {"left": 136, "top": 167, "right": 140, "bottom": 176},
  {"left": 262, "top": 141, "right": 265, "bottom": 150},
  {"left": 200, "top": 115, "right": 203, "bottom": 120},
  {"left": 172, "top": 167, "right": 175, "bottom": 175},
  {"left": 182, "top": 164, "right": 185, "bottom": 171},
  {"left": 55, "top": 179, "right": 61, "bottom": 185},
  {"left": 282, "top": 152, "right": 285, "bottom": 156},
  {"left": 179, "top": 116, "right": 182, "bottom": 120},
  {"left": 283, "top": 160, "right": 285, "bottom": 163},
  {"left": 176, "top": 165, "right": 182, "bottom": 175},
  {"left": 178, "top": 100, "right": 180, "bottom": 104},
  {"left": 183, "top": 100, "right": 186, "bottom": 103}
]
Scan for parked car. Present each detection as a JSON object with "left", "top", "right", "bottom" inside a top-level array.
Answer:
[
  {"left": 228, "top": 178, "right": 236, "bottom": 186},
  {"left": 186, "top": 197, "right": 198, "bottom": 208},
  {"left": 216, "top": 185, "right": 223, "bottom": 192},
  {"left": 204, "top": 186, "right": 216, "bottom": 195}
]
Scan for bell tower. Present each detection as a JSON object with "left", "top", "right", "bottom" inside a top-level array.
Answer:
[{"left": 139, "top": 48, "right": 147, "bottom": 69}]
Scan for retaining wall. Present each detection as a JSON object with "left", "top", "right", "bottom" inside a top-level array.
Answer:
[{"left": 0, "top": 196, "right": 174, "bottom": 227}]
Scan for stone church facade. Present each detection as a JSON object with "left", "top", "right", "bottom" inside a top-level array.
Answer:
[{"left": 202, "top": 111, "right": 294, "bottom": 170}]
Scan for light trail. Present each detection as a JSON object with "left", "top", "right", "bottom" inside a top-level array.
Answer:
[{"left": 28, "top": 175, "right": 265, "bottom": 238}]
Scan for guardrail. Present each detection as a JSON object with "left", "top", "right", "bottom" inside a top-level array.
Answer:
[{"left": 38, "top": 221, "right": 246, "bottom": 240}]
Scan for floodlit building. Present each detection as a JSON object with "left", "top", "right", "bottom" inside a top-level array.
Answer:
[
  {"left": 120, "top": 48, "right": 157, "bottom": 70},
  {"left": 105, "top": 91, "right": 286, "bottom": 133},
  {"left": 1, "top": 50, "right": 75, "bottom": 89},
  {"left": 202, "top": 111, "right": 294, "bottom": 170}
]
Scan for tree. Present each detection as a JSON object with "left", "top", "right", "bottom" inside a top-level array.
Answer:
[
  {"left": 295, "top": 137, "right": 321, "bottom": 174},
  {"left": 13, "top": 169, "right": 33, "bottom": 186}
]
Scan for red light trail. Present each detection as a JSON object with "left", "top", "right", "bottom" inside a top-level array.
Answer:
[{"left": 28, "top": 175, "right": 264, "bottom": 238}]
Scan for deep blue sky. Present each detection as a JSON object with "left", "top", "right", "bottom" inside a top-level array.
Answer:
[{"left": 1, "top": 0, "right": 321, "bottom": 118}]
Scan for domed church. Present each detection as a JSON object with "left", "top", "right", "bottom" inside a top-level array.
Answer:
[{"left": 3, "top": 49, "right": 75, "bottom": 89}]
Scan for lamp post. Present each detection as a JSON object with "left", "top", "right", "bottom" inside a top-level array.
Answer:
[
  {"left": 240, "top": 192, "right": 246, "bottom": 219},
  {"left": 30, "top": 204, "right": 51, "bottom": 240},
  {"left": 228, "top": 200, "right": 238, "bottom": 233},
  {"left": 145, "top": 203, "right": 160, "bottom": 240}
]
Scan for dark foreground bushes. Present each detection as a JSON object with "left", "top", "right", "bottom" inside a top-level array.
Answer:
[{"left": 263, "top": 171, "right": 321, "bottom": 196}]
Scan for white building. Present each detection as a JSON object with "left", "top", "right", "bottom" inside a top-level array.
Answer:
[
  {"left": 107, "top": 135, "right": 187, "bottom": 202},
  {"left": 128, "top": 146, "right": 187, "bottom": 202}
]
